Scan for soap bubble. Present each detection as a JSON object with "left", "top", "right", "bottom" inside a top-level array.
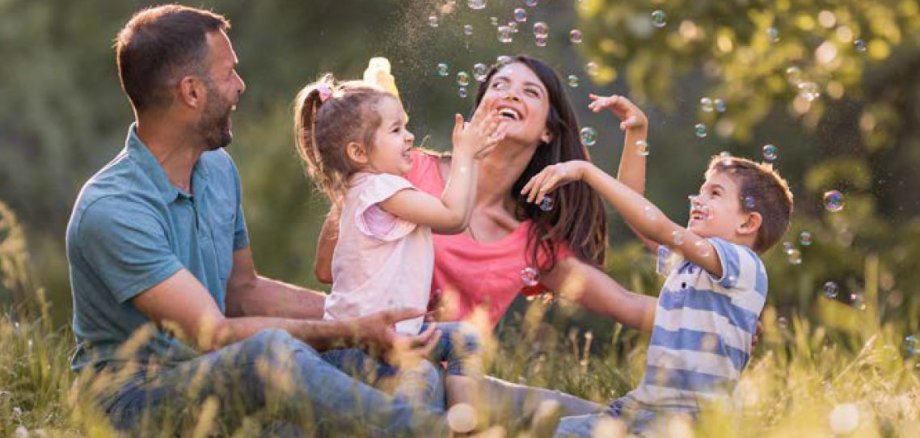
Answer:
[
  {"left": 777, "top": 316, "right": 788, "bottom": 330},
  {"left": 850, "top": 293, "right": 867, "bottom": 310},
  {"left": 585, "top": 62, "right": 599, "bottom": 76},
  {"left": 457, "top": 71, "right": 470, "bottom": 86},
  {"left": 490, "top": 17, "right": 498, "bottom": 26},
  {"left": 463, "top": 24, "right": 473, "bottom": 36},
  {"left": 567, "top": 74, "right": 579, "bottom": 88},
  {"left": 521, "top": 266, "right": 540, "bottom": 287},
  {"left": 467, "top": 0, "right": 486, "bottom": 10},
  {"left": 854, "top": 39, "right": 867, "bottom": 53},
  {"left": 785, "top": 66, "right": 803, "bottom": 85},
  {"left": 635, "top": 139, "right": 649, "bottom": 156},
  {"left": 823, "top": 281, "right": 839, "bottom": 298},
  {"left": 767, "top": 27, "right": 780, "bottom": 43},
  {"left": 783, "top": 241, "right": 794, "bottom": 254},
  {"left": 799, "top": 231, "right": 813, "bottom": 246},
  {"left": 579, "top": 127, "right": 597, "bottom": 146},
  {"left": 743, "top": 196, "right": 756, "bottom": 210},
  {"left": 671, "top": 230, "right": 684, "bottom": 245},
  {"left": 497, "top": 25, "right": 514, "bottom": 43},
  {"left": 539, "top": 196, "right": 554, "bottom": 212},
  {"left": 447, "top": 403, "right": 477, "bottom": 433},
  {"left": 797, "top": 82, "right": 821, "bottom": 101},
  {"left": 787, "top": 249, "right": 802, "bottom": 265},
  {"left": 428, "top": 15, "right": 439, "bottom": 28},
  {"left": 514, "top": 8, "right": 527, "bottom": 23},
  {"left": 496, "top": 55, "right": 512, "bottom": 64},
  {"left": 533, "top": 21, "right": 549, "bottom": 38},
  {"left": 714, "top": 98, "right": 726, "bottom": 113},
  {"left": 762, "top": 144, "right": 778, "bottom": 162},
  {"left": 651, "top": 10, "right": 667, "bottom": 28},
  {"left": 569, "top": 29, "right": 583, "bottom": 44},
  {"left": 700, "top": 97, "right": 714, "bottom": 113},
  {"left": 437, "top": 63, "right": 449, "bottom": 77},
  {"left": 525, "top": 0, "right": 538, "bottom": 6},
  {"left": 473, "top": 63, "right": 488, "bottom": 82},
  {"left": 903, "top": 335, "right": 918, "bottom": 357},
  {"left": 535, "top": 35, "right": 547, "bottom": 47},
  {"left": 458, "top": 87, "right": 468, "bottom": 98},
  {"left": 694, "top": 123, "right": 707, "bottom": 138},
  {"left": 823, "top": 190, "right": 844, "bottom": 212}
]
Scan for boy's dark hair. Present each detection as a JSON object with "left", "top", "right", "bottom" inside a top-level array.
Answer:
[
  {"left": 706, "top": 156, "right": 794, "bottom": 253},
  {"left": 115, "top": 5, "right": 230, "bottom": 112}
]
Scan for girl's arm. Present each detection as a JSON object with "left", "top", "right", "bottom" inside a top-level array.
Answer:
[
  {"left": 522, "top": 161, "right": 724, "bottom": 278},
  {"left": 380, "top": 107, "right": 504, "bottom": 234},
  {"left": 588, "top": 94, "right": 658, "bottom": 253},
  {"left": 542, "top": 256, "right": 657, "bottom": 332}
]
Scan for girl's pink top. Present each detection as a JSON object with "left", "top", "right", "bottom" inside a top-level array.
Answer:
[{"left": 404, "top": 149, "right": 573, "bottom": 327}]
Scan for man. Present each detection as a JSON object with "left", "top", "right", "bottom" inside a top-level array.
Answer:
[{"left": 66, "top": 5, "right": 444, "bottom": 435}]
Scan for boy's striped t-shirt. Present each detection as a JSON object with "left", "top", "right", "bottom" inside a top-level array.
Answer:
[{"left": 620, "top": 237, "right": 767, "bottom": 413}]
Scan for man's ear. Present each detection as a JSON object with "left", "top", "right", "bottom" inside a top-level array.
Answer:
[
  {"left": 540, "top": 127, "right": 553, "bottom": 144},
  {"left": 738, "top": 212, "right": 763, "bottom": 237},
  {"left": 346, "top": 141, "right": 369, "bottom": 165},
  {"left": 177, "top": 76, "right": 205, "bottom": 109}
]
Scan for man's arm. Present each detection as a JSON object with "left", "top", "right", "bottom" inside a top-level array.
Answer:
[
  {"left": 133, "top": 268, "right": 432, "bottom": 354},
  {"left": 225, "top": 247, "right": 325, "bottom": 319},
  {"left": 542, "top": 256, "right": 656, "bottom": 332}
]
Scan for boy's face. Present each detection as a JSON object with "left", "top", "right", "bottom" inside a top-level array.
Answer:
[{"left": 688, "top": 171, "right": 753, "bottom": 242}]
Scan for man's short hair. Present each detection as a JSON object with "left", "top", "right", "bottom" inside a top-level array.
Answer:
[
  {"left": 115, "top": 5, "right": 229, "bottom": 112},
  {"left": 706, "top": 156, "right": 794, "bottom": 253}
]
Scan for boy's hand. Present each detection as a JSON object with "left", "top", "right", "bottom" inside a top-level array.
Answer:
[
  {"left": 451, "top": 101, "right": 506, "bottom": 161},
  {"left": 588, "top": 94, "right": 647, "bottom": 132},
  {"left": 520, "top": 160, "right": 590, "bottom": 204}
]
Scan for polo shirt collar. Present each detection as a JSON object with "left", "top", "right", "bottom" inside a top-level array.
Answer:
[{"left": 125, "top": 123, "right": 209, "bottom": 202}]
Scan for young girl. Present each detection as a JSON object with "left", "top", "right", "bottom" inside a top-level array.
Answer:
[{"left": 292, "top": 73, "right": 505, "bottom": 422}]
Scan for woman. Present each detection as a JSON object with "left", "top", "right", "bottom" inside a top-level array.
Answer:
[
  {"left": 311, "top": 56, "right": 656, "bottom": 418},
  {"left": 316, "top": 56, "right": 653, "bottom": 332}
]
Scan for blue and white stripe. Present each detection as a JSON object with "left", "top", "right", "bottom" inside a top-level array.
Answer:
[{"left": 626, "top": 238, "right": 767, "bottom": 411}]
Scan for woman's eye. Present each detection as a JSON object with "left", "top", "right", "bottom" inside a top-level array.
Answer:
[
  {"left": 492, "top": 81, "right": 509, "bottom": 90},
  {"left": 525, "top": 89, "right": 539, "bottom": 97}
]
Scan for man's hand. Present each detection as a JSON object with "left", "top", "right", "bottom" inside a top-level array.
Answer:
[{"left": 348, "top": 308, "right": 442, "bottom": 366}]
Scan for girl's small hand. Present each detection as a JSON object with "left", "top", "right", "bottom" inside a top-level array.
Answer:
[
  {"left": 451, "top": 101, "right": 507, "bottom": 161},
  {"left": 588, "top": 94, "right": 648, "bottom": 132},
  {"left": 520, "top": 160, "right": 587, "bottom": 204}
]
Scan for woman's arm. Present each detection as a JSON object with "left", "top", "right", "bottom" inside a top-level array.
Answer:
[
  {"left": 588, "top": 94, "right": 657, "bottom": 253},
  {"left": 314, "top": 206, "right": 339, "bottom": 284},
  {"left": 542, "top": 256, "right": 656, "bottom": 332}
]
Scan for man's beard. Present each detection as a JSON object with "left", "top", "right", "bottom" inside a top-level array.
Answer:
[{"left": 198, "top": 84, "right": 234, "bottom": 151}]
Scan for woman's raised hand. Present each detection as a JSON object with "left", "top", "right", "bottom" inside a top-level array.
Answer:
[
  {"left": 588, "top": 94, "right": 648, "bottom": 132},
  {"left": 451, "top": 100, "right": 507, "bottom": 161},
  {"left": 520, "top": 160, "right": 589, "bottom": 204}
]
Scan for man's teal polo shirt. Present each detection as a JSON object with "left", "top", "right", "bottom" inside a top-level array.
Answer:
[{"left": 66, "top": 124, "right": 249, "bottom": 370}]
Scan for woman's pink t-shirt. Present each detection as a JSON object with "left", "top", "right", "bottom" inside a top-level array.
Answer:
[{"left": 404, "top": 149, "right": 573, "bottom": 327}]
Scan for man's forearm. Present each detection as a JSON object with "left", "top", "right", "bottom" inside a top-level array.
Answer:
[
  {"left": 227, "top": 276, "right": 326, "bottom": 319},
  {"left": 208, "top": 315, "right": 349, "bottom": 352}
]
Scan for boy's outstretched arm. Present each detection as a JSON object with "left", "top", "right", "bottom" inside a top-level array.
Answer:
[
  {"left": 588, "top": 94, "right": 658, "bottom": 253},
  {"left": 522, "top": 161, "right": 724, "bottom": 278}
]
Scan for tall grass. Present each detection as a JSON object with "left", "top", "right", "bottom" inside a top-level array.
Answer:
[{"left": 2, "top": 199, "right": 919, "bottom": 436}]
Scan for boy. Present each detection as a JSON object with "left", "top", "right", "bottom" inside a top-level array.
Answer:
[{"left": 521, "top": 149, "right": 793, "bottom": 435}]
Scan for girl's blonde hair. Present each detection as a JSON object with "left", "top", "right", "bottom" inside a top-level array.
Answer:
[{"left": 293, "top": 74, "right": 393, "bottom": 204}]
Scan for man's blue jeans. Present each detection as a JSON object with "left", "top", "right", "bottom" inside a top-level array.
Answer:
[{"left": 94, "top": 329, "right": 449, "bottom": 437}]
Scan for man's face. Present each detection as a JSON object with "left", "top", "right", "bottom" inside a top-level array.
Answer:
[{"left": 197, "top": 31, "right": 245, "bottom": 150}]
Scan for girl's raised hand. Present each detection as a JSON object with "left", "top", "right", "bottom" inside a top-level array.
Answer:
[
  {"left": 451, "top": 100, "right": 507, "bottom": 161},
  {"left": 588, "top": 94, "right": 648, "bottom": 132},
  {"left": 521, "top": 160, "right": 589, "bottom": 204}
]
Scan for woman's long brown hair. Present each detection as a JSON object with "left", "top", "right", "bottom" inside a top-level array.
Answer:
[{"left": 473, "top": 56, "right": 608, "bottom": 271}]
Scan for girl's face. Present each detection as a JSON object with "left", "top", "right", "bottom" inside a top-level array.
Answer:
[
  {"left": 480, "top": 62, "right": 552, "bottom": 147},
  {"left": 366, "top": 96, "right": 415, "bottom": 176}
]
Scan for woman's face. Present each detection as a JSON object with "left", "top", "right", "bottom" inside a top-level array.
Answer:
[{"left": 480, "top": 62, "right": 552, "bottom": 147}]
